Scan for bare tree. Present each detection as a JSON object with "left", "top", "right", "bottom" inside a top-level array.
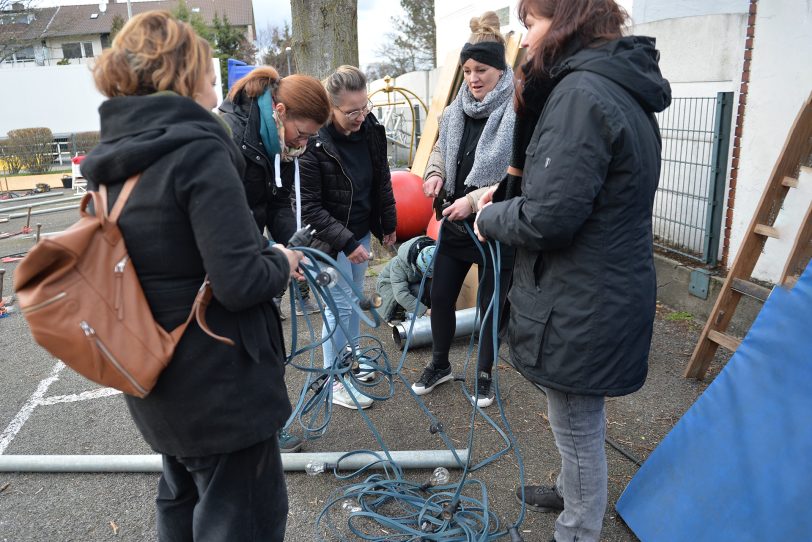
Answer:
[
  {"left": 375, "top": 0, "right": 435, "bottom": 77},
  {"left": 290, "top": 0, "right": 358, "bottom": 79},
  {"left": 257, "top": 21, "right": 295, "bottom": 75},
  {"left": 0, "top": 0, "right": 42, "bottom": 64}
]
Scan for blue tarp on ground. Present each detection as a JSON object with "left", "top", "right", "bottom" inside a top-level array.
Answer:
[{"left": 616, "top": 260, "right": 812, "bottom": 542}]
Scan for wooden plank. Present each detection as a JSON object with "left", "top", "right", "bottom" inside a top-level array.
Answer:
[
  {"left": 708, "top": 330, "right": 742, "bottom": 352},
  {"left": 754, "top": 223, "right": 780, "bottom": 238},
  {"left": 730, "top": 277, "right": 771, "bottom": 302},
  {"left": 686, "top": 91, "right": 812, "bottom": 380},
  {"left": 779, "top": 197, "right": 812, "bottom": 287},
  {"left": 782, "top": 176, "right": 799, "bottom": 188}
]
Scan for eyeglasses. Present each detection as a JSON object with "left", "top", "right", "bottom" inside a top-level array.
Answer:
[
  {"left": 338, "top": 100, "right": 373, "bottom": 121},
  {"left": 289, "top": 123, "right": 318, "bottom": 143}
]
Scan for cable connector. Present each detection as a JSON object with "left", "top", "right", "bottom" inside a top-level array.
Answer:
[
  {"left": 508, "top": 527, "right": 525, "bottom": 542},
  {"left": 287, "top": 224, "right": 315, "bottom": 247}
]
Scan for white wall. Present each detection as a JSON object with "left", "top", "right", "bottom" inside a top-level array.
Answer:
[
  {"left": 730, "top": 0, "right": 812, "bottom": 282},
  {"left": 0, "top": 58, "right": 223, "bottom": 137},
  {"left": 633, "top": 0, "right": 749, "bottom": 25}
]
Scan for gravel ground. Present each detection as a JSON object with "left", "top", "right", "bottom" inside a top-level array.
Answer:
[{"left": 0, "top": 202, "right": 732, "bottom": 542}]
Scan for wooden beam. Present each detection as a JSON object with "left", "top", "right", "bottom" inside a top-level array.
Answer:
[
  {"left": 708, "top": 330, "right": 742, "bottom": 352},
  {"left": 754, "top": 223, "right": 780, "bottom": 238}
]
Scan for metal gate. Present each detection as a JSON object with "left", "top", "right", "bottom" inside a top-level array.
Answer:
[{"left": 653, "top": 92, "right": 733, "bottom": 265}]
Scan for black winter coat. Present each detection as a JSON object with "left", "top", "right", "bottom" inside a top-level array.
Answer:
[
  {"left": 298, "top": 114, "right": 396, "bottom": 257},
  {"left": 81, "top": 93, "right": 293, "bottom": 456},
  {"left": 477, "top": 36, "right": 671, "bottom": 397},
  {"left": 219, "top": 95, "right": 297, "bottom": 242}
]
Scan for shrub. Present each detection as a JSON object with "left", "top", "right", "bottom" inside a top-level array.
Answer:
[
  {"left": 7, "top": 127, "right": 53, "bottom": 174},
  {"left": 0, "top": 143, "right": 23, "bottom": 174},
  {"left": 72, "top": 131, "right": 100, "bottom": 155}
]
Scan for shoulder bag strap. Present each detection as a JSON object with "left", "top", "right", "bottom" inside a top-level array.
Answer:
[{"left": 169, "top": 276, "right": 235, "bottom": 346}]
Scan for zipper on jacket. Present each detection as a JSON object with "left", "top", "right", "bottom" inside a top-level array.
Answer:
[
  {"left": 320, "top": 143, "right": 355, "bottom": 231},
  {"left": 80, "top": 320, "right": 147, "bottom": 396},
  {"left": 114, "top": 255, "right": 128, "bottom": 321},
  {"left": 21, "top": 292, "right": 67, "bottom": 314}
]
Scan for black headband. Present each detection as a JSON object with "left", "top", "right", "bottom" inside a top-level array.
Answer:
[{"left": 460, "top": 41, "right": 506, "bottom": 70}]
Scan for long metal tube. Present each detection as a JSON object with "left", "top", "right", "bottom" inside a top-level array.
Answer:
[
  {"left": 7, "top": 204, "right": 80, "bottom": 220},
  {"left": 0, "top": 449, "right": 469, "bottom": 473},
  {"left": 392, "top": 307, "right": 479, "bottom": 350},
  {"left": 0, "top": 191, "right": 72, "bottom": 204},
  {"left": 0, "top": 195, "right": 82, "bottom": 213}
]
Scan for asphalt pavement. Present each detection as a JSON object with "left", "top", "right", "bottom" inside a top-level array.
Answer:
[{"left": 0, "top": 198, "right": 726, "bottom": 541}]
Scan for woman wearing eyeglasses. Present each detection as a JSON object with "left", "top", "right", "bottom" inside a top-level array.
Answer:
[
  {"left": 298, "top": 65, "right": 397, "bottom": 411},
  {"left": 219, "top": 67, "right": 331, "bottom": 453}
]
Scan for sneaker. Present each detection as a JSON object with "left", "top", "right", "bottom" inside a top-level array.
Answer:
[
  {"left": 516, "top": 485, "right": 565, "bottom": 513},
  {"left": 273, "top": 297, "right": 287, "bottom": 320},
  {"left": 471, "top": 371, "right": 495, "bottom": 408},
  {"left": 354, "top": 360, "right": 377, "bottom": 382},
  {"left": 295, "top": 295, "right": 321, "bottom": 316},
  {"left": 411, "top": 365, "right": 453, "bottom": 396},
  {"left": 278, "top": 429, "right": 303, "bottom": 453},
  {"left": 332, "top": 380, "right": 373, "bottom": 410}
]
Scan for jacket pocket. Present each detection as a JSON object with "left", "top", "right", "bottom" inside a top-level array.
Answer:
[{"left": 507, "top": 285, "right": 552, "bottom": 370}]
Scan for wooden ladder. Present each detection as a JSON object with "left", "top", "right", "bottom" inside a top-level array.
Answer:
[{"left": 685, "top": 92, "right": 812, "bottom": 379}]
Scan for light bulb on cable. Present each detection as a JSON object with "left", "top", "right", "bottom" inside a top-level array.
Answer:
[
  {"left": 430, "top": 467, "right": 450, "bottom": 486},
  {"left": 341, "top": 499, "right": 362, "bottom": 513}
]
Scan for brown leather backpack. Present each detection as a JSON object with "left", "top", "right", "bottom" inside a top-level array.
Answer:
[{"left": 14, "top": 175, "right": 233, "bottom": 397}]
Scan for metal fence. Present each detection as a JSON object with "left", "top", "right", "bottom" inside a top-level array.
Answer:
[{"left": 653, "top": 92, "right": 733, "bottom": 265}]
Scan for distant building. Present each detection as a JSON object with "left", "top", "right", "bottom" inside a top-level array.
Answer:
[{"left": 0, "top": 0, "right": 254, "bottom": 68}]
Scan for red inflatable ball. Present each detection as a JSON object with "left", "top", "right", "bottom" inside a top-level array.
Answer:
[
  {"left": 426, "top": 213, "right": 441, "bottom": 241},
  {"left": 391, "top": 169, "right": 433, "bottom": 241}
]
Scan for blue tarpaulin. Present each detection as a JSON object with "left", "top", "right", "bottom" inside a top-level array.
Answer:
[
  {"left": 616, "top": 261, "right": 812, "bottom": 542},
  {"left": 227, "top": 58, "right": 257, "bottom": 90}
]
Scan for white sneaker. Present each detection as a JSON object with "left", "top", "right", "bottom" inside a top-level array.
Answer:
[
  {"left": 332, "top": 381, "right": 373, "bottom": 410},
  {"left": 354, "top": 360, "right": 377, "bottom": 382}
]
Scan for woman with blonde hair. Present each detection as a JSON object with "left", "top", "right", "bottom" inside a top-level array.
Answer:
[
  {"left": 81, "top": 11, "right": 301, "bottom": 541},
  {"left": 411, "top": 12, "right": 515, "bottom": 408},
  {"left": 219, "top": 68, "right": 331, "bottom": 453}
]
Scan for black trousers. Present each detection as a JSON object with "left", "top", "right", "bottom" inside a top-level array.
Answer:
[
  {"left": 429, "top": 249, "right": 510, "bottom": 374},
  {"left": 156, "top": 437, "right": 288, "bottom": 542}
]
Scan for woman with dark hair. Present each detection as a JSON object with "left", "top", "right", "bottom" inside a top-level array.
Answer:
[
  {"left": 219, "top": 67, "right": 331, "bottom": 453},
  {"left": 411, "top": 12, "right": 515, "bottom": 408},
  {"left": 83, "top": 11, "right": 302, "bottom": 540},
  {"left": 475, "top": 1, "right": 671, "bottom": 540}
]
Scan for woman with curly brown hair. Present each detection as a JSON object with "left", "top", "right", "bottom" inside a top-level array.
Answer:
[
  {"left": 81, "top": 11, "right": 300, "bottom": 541},
  {"left": 475, "top": 1, "right": 671, "bottom": 540}
]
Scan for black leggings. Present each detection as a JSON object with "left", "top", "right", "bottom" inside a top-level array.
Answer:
[{"left": 429, "top": 249, "right": 510, "bottom": 374}]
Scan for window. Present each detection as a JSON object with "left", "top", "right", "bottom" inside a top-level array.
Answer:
[
  {"left": 62, "top": 42, "right": 82, "bottom": 59},
  {"left": 82, "top": 42, "right": 93, "bottom": 57},
  {"left": 15, "top": 46, "right": 35, "bottom": 60}
]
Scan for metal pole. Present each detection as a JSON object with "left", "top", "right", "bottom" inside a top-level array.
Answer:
[
  {"left": 0, "top": 449, "right": 470, "bottom": 473},
  {"left": 392, "top": 307, "right": 480, "bottom": 350},
  {"left": 285, "top": 46, "right": 292, "bottom": 75},
  {"left": 126, "top": 0, "right": 132, "bottom": 20},
  {"left": 0, "top": 195, "right": 82, "bottom": 213},
  {"left": 7, "top": 204, "right": 80, "bottom": 220}
]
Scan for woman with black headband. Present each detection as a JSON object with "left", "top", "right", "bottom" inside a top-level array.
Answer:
[{"left": 411, "top": 11, "right": 515, "bottom": 408}]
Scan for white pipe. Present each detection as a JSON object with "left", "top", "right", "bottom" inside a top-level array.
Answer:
[
  {"left": 0, "top": 449, "right": 469, "bottom": 472},
  {"left": 0, "top": 192, "right": 72, "bottom": 204},
  {"left": 7, "top": 204, "right": 80, "bottom": 220},
  {"left": 0, "top": 196, "right": 82, "bottom": 213},
  {"left": 393, "top": 307, "right": 479, "bottom": 350}
]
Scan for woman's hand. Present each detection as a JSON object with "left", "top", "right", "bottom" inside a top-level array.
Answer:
[
  {"left": 347, "top": 244, "right": 371, "bottom": 264},
  {"left": 273, "top": 244, "right": 305, "bottom": 280},
  {"left": 423, "top": 175, "right": 443, "bottom": 198},
  {"left": 474, "top": 202, "right": 492, "bottom": 242},
  {"left": 442, "top": 197, "right": 473, "bottom": 221},
  {"left": 478, "top": 185, "right": 498, "bottom": 211},
  {"left": 382, "top": 231, "right": 397, "bottom": 247}
]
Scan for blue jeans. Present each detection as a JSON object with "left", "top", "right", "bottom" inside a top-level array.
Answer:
[
  {"left": 543, "top": 386, "right": 607, "bottom": 542},
  {"left": 321, "top": 233, "right": 371, "bottom": 369}
]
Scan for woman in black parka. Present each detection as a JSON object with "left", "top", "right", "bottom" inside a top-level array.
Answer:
[
  {"left": 475, "top": 1, "right": 671, "bottom": 540},
  {"left": 81, "top": 12, "right": 302, "bottom": 541}
]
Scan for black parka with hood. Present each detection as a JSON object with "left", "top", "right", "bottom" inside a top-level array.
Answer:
[
  {"left": 477, "top": 36, "right": 671, "bottom": 396},
  {"left": 81, "top": 93, "right": 293, "bottom": 457}
]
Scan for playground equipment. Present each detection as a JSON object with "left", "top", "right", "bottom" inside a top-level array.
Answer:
[
  {"left": 369, "top": 76, "right": 429, "bottom": 167},
  {"left": 390, "top": 169, "right": 433, "bottom": 240}
]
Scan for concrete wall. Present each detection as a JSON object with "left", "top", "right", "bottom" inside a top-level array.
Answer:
[
  {"left": 633, "top": 0, "right": 749, "bottom": 25},
  {"left": 733, "top": 0, "right": 812, "bottom": 282},
  {"left": 0, "top": 58, "right": 223, "bottom": 137}
]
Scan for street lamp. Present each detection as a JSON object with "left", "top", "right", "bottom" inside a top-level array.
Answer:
[{"left": 285, "top": 46, "right": 292, "bottom": 75}]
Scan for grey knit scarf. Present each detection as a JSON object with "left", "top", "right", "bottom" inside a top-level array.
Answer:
[{"left": 438, "top": 67, "right": 515, "bottom": 194}]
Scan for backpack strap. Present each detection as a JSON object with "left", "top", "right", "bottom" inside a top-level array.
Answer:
[
  {"left": 170, "top": 277, "right": 235, "bottom": 346},
  {"left": 100, "top": 175, "right": 140, "bottom": 223}
]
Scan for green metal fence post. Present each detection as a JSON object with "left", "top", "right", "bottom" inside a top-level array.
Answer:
[{"left": 703, "top": 92, "right": 734, "bottom": 266}]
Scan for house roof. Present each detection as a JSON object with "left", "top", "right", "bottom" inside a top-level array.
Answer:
[
  {"left": 36, "top": 0, "right": 254, "bottom": 38},
  {"left": 0, "top": 7, "right": 59, "bottom": 42}
]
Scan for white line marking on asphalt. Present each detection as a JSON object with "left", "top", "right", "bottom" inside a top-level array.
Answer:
[
  {"left": 0, "top": 362, "right": 65, "bottom": 455},
  {"left": 38, "top": 387, "right": 122, "bottom": 405}
]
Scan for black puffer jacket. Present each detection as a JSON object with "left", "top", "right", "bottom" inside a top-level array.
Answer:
[
  {"left": 81, "top": 93, "right": 292, "bottom": 457},
  {"left": 219, "top": 94, "right": 296, "bottom": 241},
  {"left": 477, "top": 36, "right": 671, "bottom": 397},
  {"left": 298, "top": 113, "right": 396, "bottom": 257}
]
